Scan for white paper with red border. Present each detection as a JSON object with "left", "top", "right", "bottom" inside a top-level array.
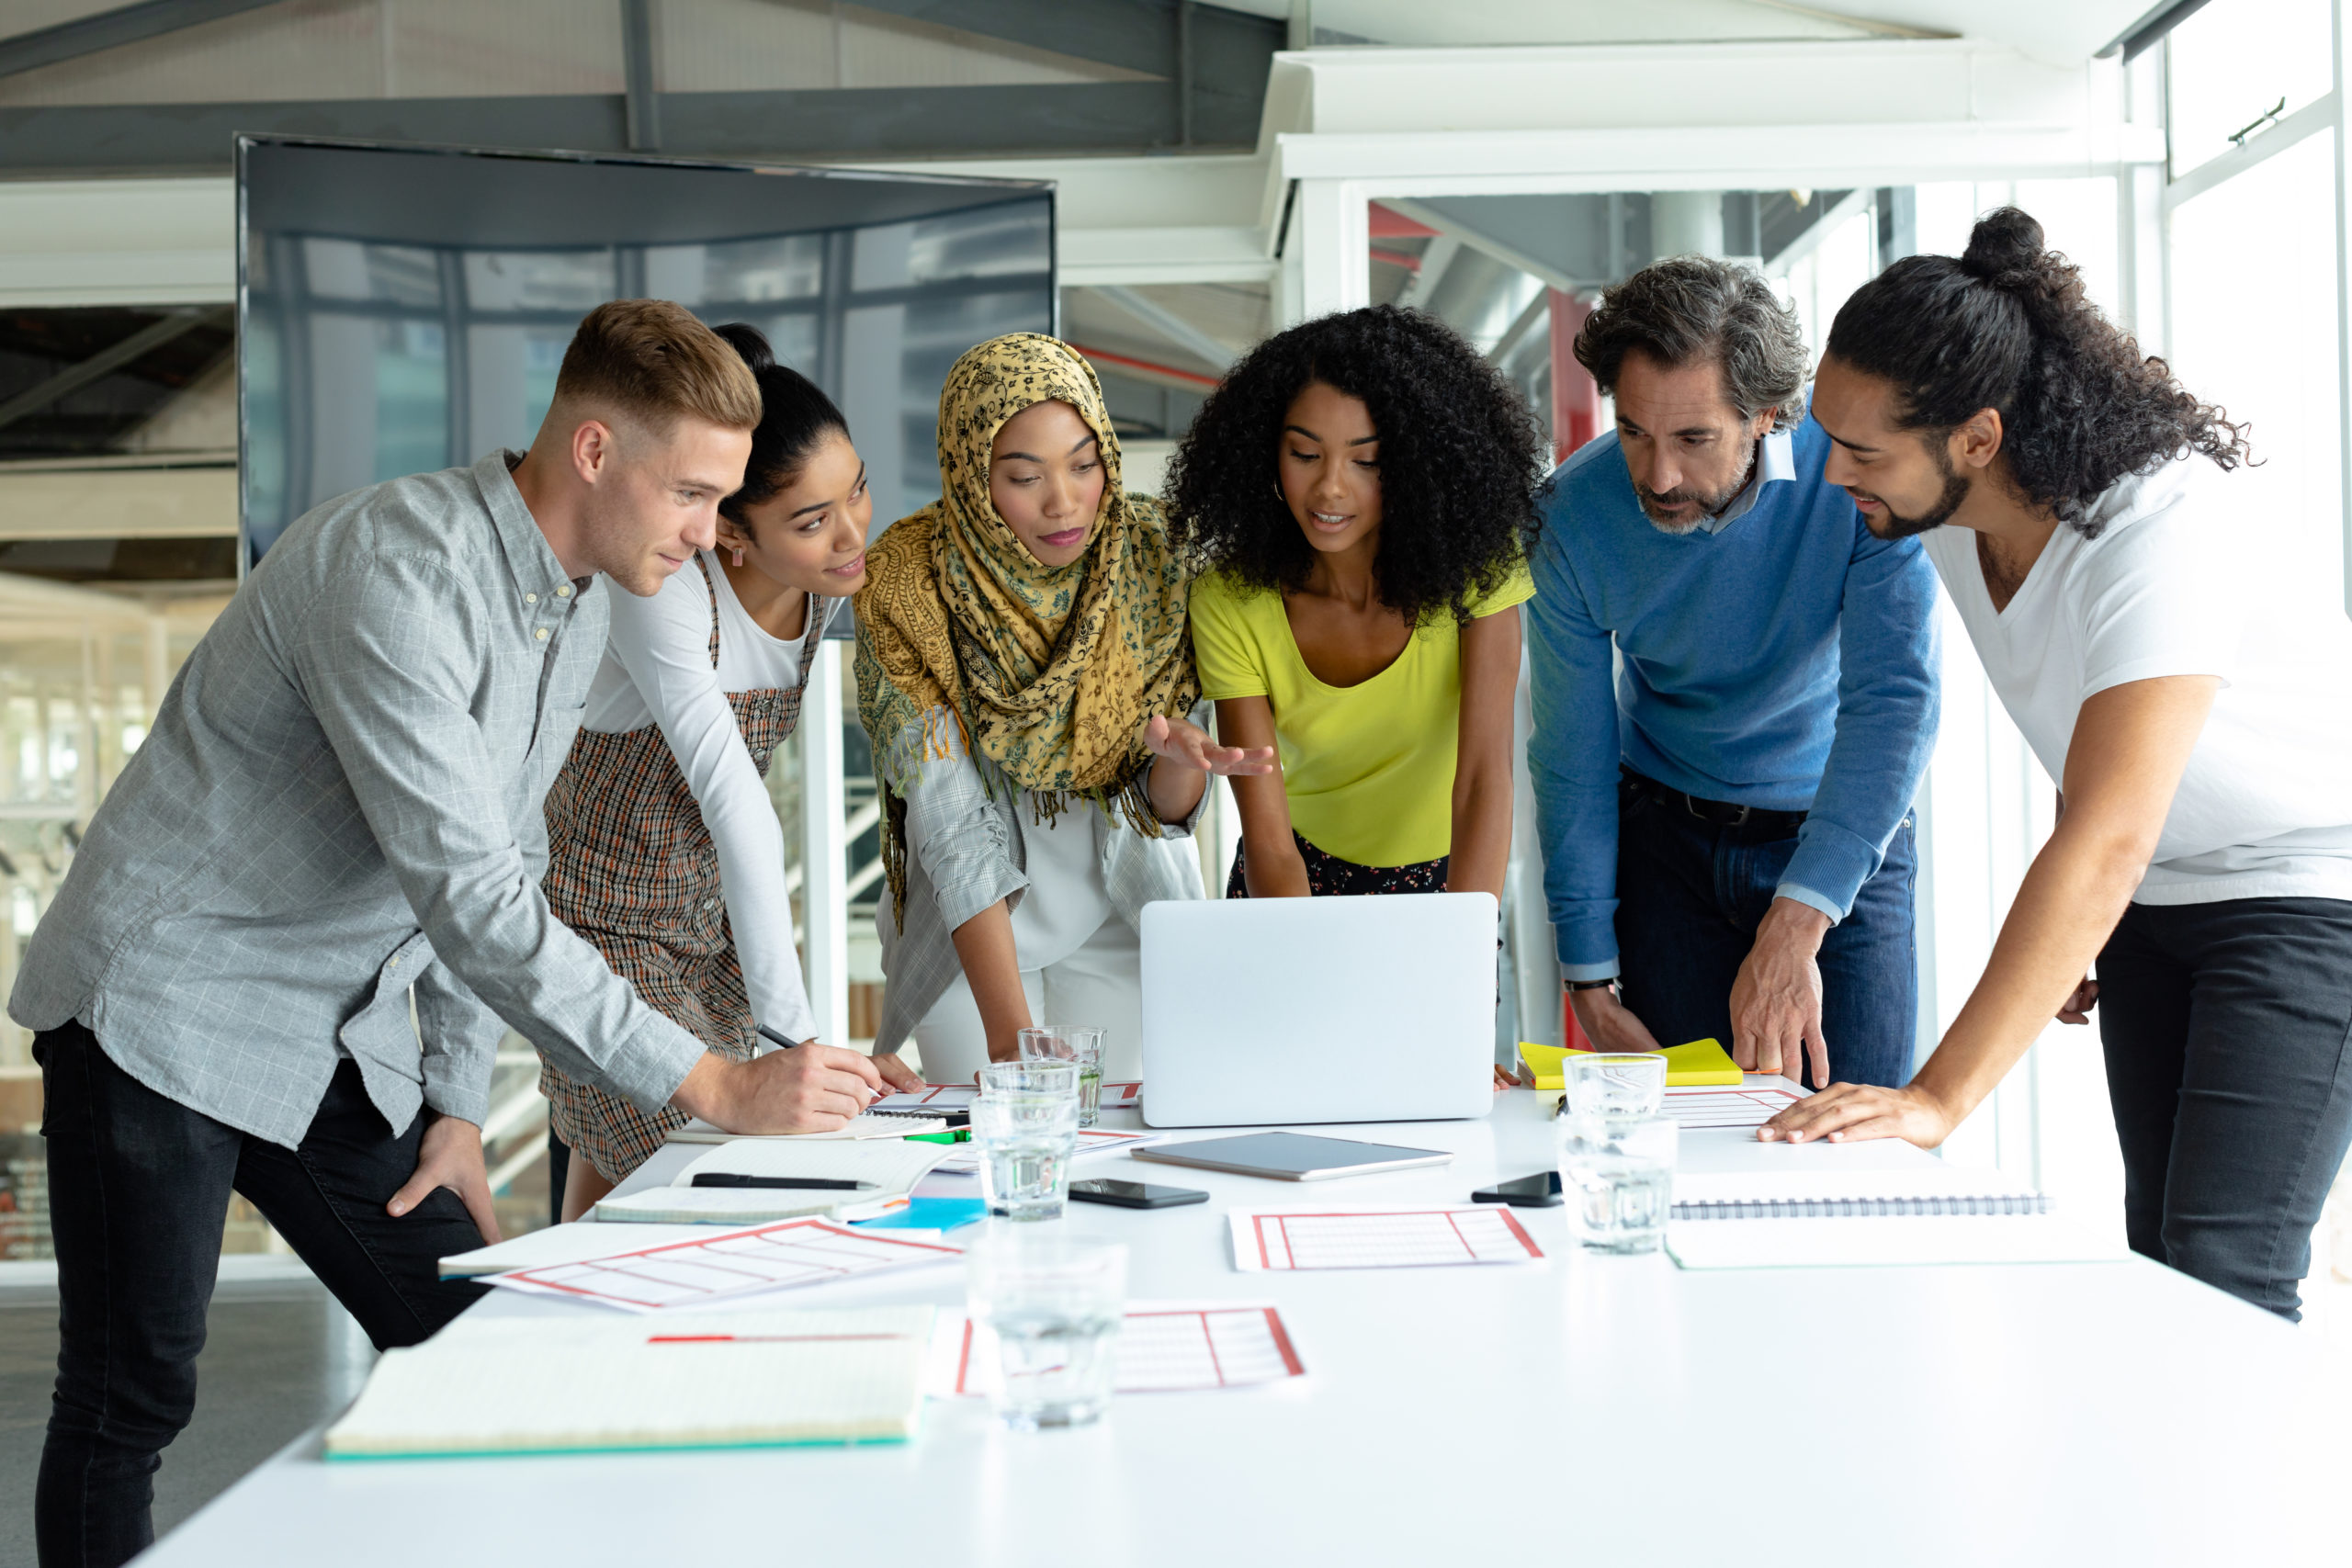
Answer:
[
  {"left": 1227, "top": 1205, "right": 1548, "bottom": 1271},
  {"left": 485, "top": 1216, "right": 963, "bottom": 1313},
  {"left": 929, "top": 1301, "right": 1306, "bottom": 1396},
  {"left": 929, "top": 1127, "right": 1164, "bottom": 1175}
]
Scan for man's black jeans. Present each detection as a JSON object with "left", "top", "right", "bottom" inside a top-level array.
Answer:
[
  {"left": 2097, "top": 897, "right": 2352, "bottom": 1321},
  {"left": 33, "top": 1021, "right": 487, "bottom": 1568}
]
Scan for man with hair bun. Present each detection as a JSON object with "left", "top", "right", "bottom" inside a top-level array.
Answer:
[
  {"left": 1775, "top": 209, "right": 2352, "bottom": 1322},
  {"left": 10, "top": 298, "right": 886, "bottom": 1566},
  {"left": 1527, "top": 256, "right": 1940, "bottom": 1097}
]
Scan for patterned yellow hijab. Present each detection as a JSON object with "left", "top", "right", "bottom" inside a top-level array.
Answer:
[{"left": 854, "top": 333, "right": 1199, "bottom": 919}]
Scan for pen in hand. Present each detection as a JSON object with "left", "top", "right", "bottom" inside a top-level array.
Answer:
[{"left": 756, "top": 1024, "right": 887, "bottom": 1106}]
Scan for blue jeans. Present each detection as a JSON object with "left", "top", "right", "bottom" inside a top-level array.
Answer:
[{"left": 1612, "top": 780, "right": 1918, "bottom": 1089}]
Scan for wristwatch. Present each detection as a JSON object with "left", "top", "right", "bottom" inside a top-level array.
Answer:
[{"left": 1566, "top": 977, "right": 1615, "bottom": 993}]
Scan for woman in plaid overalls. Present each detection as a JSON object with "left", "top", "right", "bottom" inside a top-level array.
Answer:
[{"left": 539, "top": 323, "right": 922, "bottom": 1219}]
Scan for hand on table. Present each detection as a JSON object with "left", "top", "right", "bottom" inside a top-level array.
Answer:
[
  {"left": 1143, "top": 714, "right": 1275, "bottom": 776},
  {"left": 2057, "top": 976, "right": 2099, "bottom": 1026},
  {"left": 1757, "top": 1082, "right": 1956, "bottom": 1149},
  {"left": 1492, "top": 1063, "right": 1518, "bottom": 1091},
  {"left": 1567, "top": 984, "right": 1664, "bottom": 1055},
  {"left": 1729, "top": 898, "right": 1831, "bottom": 1087},
  {"left": 873, "top": 1053, "right": 926, "bottom": 1094},
  {"left": 388, "top": 1112, "right": 502, "bottom": 1244}
]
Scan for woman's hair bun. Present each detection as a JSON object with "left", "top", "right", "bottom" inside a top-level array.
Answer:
[
  {"left": 712, "top": 321, "right": 777, "bottom": 376},
  {"left": 1960, "top": 206, "right": 2049, "bottom": 286}
]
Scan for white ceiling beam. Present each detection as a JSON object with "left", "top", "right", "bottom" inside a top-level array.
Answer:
[
  {"left": 1058, "top": 226, "right": 1278, "bottom": 286},
  {"left": 1280, "top": 121, "right": 2164, "bottom": 191},
  {"left": 0, "top": 177, "right": 234, "bottom": 308},
  {"left": 0, "top": 468, "right": 238, "bottom": 542}
]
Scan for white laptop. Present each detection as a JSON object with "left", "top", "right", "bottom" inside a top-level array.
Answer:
[{"left": 1138, "top": 892, "right": 1498, "bottom": 1128}]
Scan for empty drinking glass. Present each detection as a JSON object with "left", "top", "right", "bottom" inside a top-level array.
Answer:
[
  {"left": 973, "top": 1060, "right": 1081, "bottom": 1221},
  {"left": 966, "top": 1231, "right": 1126, "bottom": 1430},
  {"left": 1563, "top": 1052, "right": 1668, "bottom": 1123},
  {"left": 1556, "top": 1112, "right": 1676, "bottom": 1255},
  {"left": 1017, "top": 1026, "right": 1106, "bottom": 1127}
]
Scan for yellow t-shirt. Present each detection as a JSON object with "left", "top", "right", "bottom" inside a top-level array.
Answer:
[{"left": 1189, "top": 564, "right": 1536, "bottom": 868}]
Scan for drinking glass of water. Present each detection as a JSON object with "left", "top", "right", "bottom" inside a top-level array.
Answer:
[
  {"left": 966, "top": 1231, "right": 1126, "bottom": 1430},
  {"left": 1556, "top": 1112, "right": 1676, "bottom": 1255},
  {"left": 1562, "top": 1053, "right": 1668, "bottom": 1122},
  {"left": 973, "top": 1061, "right": 1081, "bottom": 1221},
  {"left": 1017, "top": 1026, "right": 1106, "bottom": 1127}
]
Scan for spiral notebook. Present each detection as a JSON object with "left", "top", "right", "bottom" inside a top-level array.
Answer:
[{"left": 1663, "top": 1170, "right": 2130, "bottom": 1270}]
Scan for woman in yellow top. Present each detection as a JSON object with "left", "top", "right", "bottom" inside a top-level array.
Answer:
[{"left": 1169, "top": 305, "right": 1544, "bottom": 898}]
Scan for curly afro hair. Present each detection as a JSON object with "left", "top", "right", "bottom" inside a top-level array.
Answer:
[
  {"left": 1826, "top": 207, "right": 2252, "bottom": 538},
  {"left": 1164, "top": 304, "right": 1544, "bottom": 626}
]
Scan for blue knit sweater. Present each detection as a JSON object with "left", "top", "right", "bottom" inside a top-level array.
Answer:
[{"left": 1526, "top": 420, "right": 1940, "bottom": 977}]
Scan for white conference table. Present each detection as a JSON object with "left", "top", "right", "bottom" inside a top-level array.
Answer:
[{"left": 145, "top": 1091, "right": 2343, "bottom": 1566}]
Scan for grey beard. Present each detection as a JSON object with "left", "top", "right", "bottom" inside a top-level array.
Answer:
[{"left": 1634, "top": 440, "right": 1758, "bottom": 535}]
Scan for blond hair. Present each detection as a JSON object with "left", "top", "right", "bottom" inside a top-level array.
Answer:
[{"left": 549, "top": 299, "right": 761, "bottom": 435}]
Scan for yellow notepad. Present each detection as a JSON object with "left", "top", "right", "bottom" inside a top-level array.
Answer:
[{"left": 1518, "top": 1037, "right": 1745, "bottom": 1089}]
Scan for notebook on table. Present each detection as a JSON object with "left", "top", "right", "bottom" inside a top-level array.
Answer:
[
  {"left": 594, "top": 1135, "right": 957, "bottom": 1224},
  {"left": 666, "top": 1111, "right": 945, "bottom": 1143},
  {"left": 322, "top": 1306, "right": 935, "bottom": 1460},
  {"left": 1664, "top": 1171, "right": 2132, "bottom": 1270}
]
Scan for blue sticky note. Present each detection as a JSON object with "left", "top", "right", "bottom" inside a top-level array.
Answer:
[{"left": 851, "top": 1198, "right": 988, "bottom": 1233}]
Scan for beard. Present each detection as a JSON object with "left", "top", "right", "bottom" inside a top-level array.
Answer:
[
  {"left": 1633, "top": 460, "right": 1756, "bottom": 536},
  {"left": 1861, "top": 453, "right": 1973, "bottom": 539}
]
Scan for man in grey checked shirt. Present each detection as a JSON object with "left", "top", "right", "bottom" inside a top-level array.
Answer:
[{"left": 10, "top": 300, "right": 886, "bottom": 1568}]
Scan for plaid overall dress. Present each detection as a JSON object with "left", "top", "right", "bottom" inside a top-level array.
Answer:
[{"left": 538, "top": 556, "right": 828, "bottom": 1182}]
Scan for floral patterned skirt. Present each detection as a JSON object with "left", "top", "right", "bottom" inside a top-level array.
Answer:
[{"left": 1225, "top": 829, "right": 1449, "bottom": 897}]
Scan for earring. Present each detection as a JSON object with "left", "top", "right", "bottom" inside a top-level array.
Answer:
[{"left": 732, "top": 547, "right": 745, "bottom": 568}]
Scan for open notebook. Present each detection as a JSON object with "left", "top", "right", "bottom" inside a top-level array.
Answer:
[
  {"left": 322, "top": 1305, "right": 934, "bottom": 1460},
  {"left": 594, "top": 1136, "right": 958, "bottom": 1224}
]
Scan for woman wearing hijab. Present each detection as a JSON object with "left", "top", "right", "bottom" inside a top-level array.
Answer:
[
  {"left": 539, "top": 323, "right": 913, "bottom": 1221},
  {"left": 855, "top": 333, "right": 1272, "bottom": 1084}
]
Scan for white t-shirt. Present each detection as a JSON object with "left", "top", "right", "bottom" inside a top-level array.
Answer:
[
  {"left": 1924, "top": 455, "right": 2352, "bottom": 906},
  {"left": 580, "top": 551, "right": 833, "bottom": 1040}
]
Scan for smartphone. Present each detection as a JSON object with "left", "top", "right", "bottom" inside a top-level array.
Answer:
[
  {"left": 1068, "top": 1179, "right": 1209, "bottom": 1210},
  {"left": 1470, "top": 1171, "right": 1563, "bottom": 1208}
]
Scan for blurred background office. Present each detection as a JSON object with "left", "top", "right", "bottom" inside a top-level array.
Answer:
[{"left": 0, "top": 0, "right": 2347, "bottom": 1550}]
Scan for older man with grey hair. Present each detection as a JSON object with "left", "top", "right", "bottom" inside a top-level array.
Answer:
[{"left": 1525, "top": 256, "right": 1940, "bottom": 1091}]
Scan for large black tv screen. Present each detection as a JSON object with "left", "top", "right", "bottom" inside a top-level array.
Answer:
[{"left": 238, "top": 136, "right": 1055, "bottom": 563}]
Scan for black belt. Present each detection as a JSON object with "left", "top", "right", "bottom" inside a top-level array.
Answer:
[{"left": 1622, "top": 767, "right": 1807, "bottom": 838}]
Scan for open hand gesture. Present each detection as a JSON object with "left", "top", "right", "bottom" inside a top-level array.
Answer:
[{"left": 1144, "top": 713, "right": 1275, "bottom": 776}]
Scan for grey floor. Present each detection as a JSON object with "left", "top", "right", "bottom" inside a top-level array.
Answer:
[{"left": 0, "top": 1278, "right": 374, "bottom": 1568}]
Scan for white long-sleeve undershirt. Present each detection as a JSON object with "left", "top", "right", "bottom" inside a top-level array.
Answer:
[{"left": 579, "top": 551, "right": 829, "bottom": 1043}]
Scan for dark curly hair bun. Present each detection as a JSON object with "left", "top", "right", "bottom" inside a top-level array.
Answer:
[
  {"left": 1826, "top": 207, "right": 2249, "bottom": 536},
  {"left": 1164, "top": 304, "right": 1544, "bottom": 626},
  {"left": 1958, "top": 205, "right": 2047, "bottom": 286}
]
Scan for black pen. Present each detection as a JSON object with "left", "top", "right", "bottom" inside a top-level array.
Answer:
[
  {"left": 690, "top": 1175, "right": 876, "bottom": 1190},
  {"left": 756, "top": 1025, "right": 801, "bottom": 1050}
]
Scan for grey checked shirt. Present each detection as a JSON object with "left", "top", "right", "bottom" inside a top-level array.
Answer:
[
  {"left": 870, "top": 705, "right": 1207, "bottom": 1055},
  {"left": 8, "top": 450, "right": 707, "bottom": 1146}
]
